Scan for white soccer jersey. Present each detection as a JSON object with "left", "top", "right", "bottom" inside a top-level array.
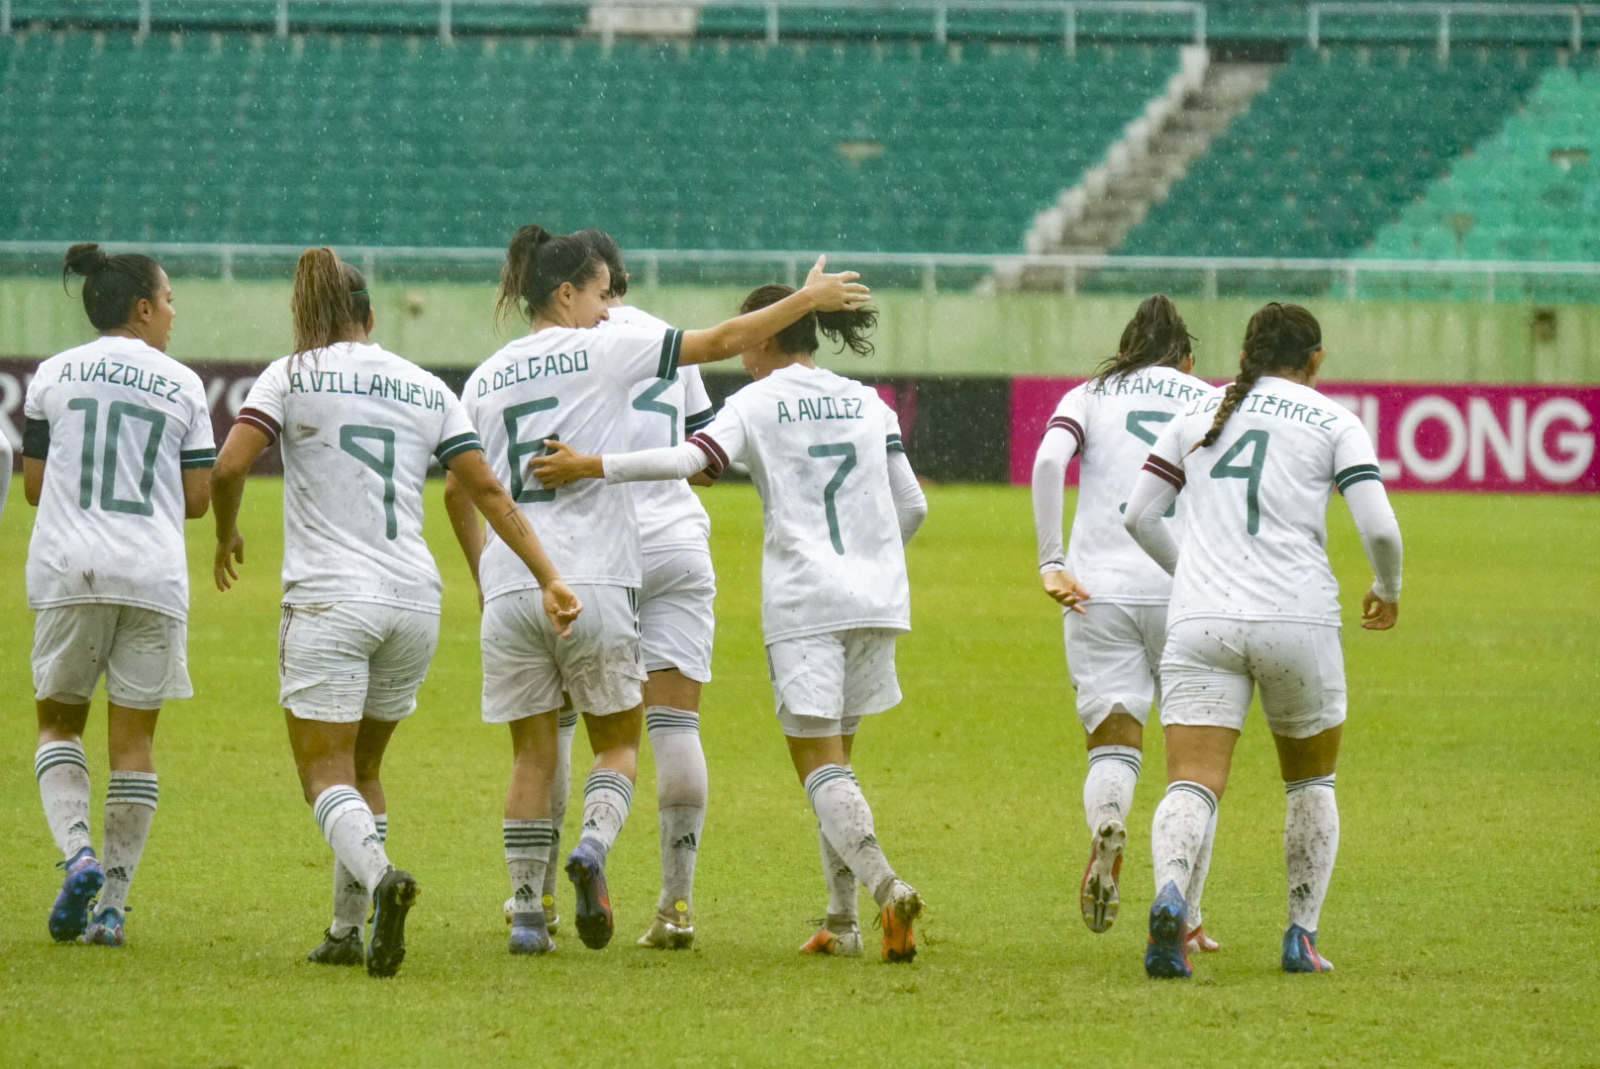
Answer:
[
  {"left": 462, "top": 320, "right": 684, "bottom": 600},
  {"left": 690, "top": 364, "right": 910, "bottom": 643},
  {"left": 1144, "top": 375, "right": 1384, "bottom": 626},
  {"left": 236, "top": 343, "right": 480, "bottom": 612},
  {"left": 1042, "top": 366, "right": 1216, "bottom": 603},
  {"left": 611, "top": 305, "right": 715, "bottom": 551},
  {"left": 22, "top": 335, "right": 214, "bottom": 620}
]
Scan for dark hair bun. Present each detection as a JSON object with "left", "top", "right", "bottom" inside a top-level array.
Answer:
[{"left": 64, "top": 242, "right": 109, "bottom": 277}]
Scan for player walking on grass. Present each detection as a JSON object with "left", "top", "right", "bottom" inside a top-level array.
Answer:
[
  {"left": 210, "top": 247, "right": 578, "bottom": 978},
  {"left": 1031, "top": 295, "right": 1223, "bottom": 950},
  {"left": 22, "top": 243, "right": 213, "bottom": 948},
  {"left": 448, "top": 227, "right": 869, "bottom": 957},
  {"left": 1123, "top": 302, "right": 1403, "bottom": 979},
  {"left": 533, "top": 284, "right": 928, "bottom": 963}
]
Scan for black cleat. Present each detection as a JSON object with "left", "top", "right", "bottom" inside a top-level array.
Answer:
[
  {"left": 366, "top": 868, "right": 419, "bottom": 978},
  {"left": 307, "top": 927, "right": 364, "bottom": 967}
]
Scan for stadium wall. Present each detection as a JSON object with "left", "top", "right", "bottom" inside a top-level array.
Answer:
[{"left": 2, "top": 279, "right": 1599, "bottom": 383}]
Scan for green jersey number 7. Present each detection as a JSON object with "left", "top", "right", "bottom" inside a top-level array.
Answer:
[{"left": 807, "top": 442, "right": 857, "bottom": 555}]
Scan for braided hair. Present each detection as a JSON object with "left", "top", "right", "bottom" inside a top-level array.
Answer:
[
  {"left": 1196, "top": 302, "right": 1322, "bottom": 450},
  {"left": 1091, "top": 293, "right": 1194, "bottom": 388}
]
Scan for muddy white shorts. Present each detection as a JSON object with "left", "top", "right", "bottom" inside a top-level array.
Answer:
[
  {"left": 279, "top": 601, "right": 440, "bottom": 723},
  {"left": 767, "top": 628, "right": 902, "bottom": 738},
  {"left": 639, "top": 547, "right": 715, "bottom": 683},
  {"left": 1159, "top": 617, "right": 1347, "bottom": 739},
  {"left": 1063, "top": 601, "right": 1168, "bottom": 733},
  {"left": 33, "top": 603, "right": 191, "bottom": 710},
  {"left": 481, "top": 584, "right": 646, "bottom": 722}
]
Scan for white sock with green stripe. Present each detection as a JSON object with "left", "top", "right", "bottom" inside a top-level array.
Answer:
[
  {"left": 646, "top": 706, "right": 706, "bottom": 915},
  {"left": 505, "top": 819, "right": 556, "bottom": 920},
  {"left": 803, "top": 764, "right": 896, "bottom": 906},
  {"left": 330, "top": 813, "right": 384, "bottom": 937},
  {"left": 1083, "top": 744, "right": 1142, "bottom": 834},
  {"left": 1284, "top": 774, "right": 1339, "bottom": 931},
  {"left": 1187, "top": 809, "right": 1218, "bottom": 930},
  {"left": 35, "top": 741, "right": 92, "bottom": 858},
  {"left": 544, "top": 709, "right": 578, "bottom": 908},
  {"left": 98, "top": 771, "right": 158, "bottom": 913},
  {"left": 579, "top": 768, "right": 634, "bottom": 855},
  {"left": 1151, "top": 780, "right": 1217, "bottom": 902},
  {"left": 817, "top": 765, "right": 861, "bottom": 923},
  {"left": 312, "top": 786, "right": 390, "bottom": 896}
]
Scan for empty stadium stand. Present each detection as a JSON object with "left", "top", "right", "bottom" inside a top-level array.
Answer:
[{"left": 0, "top": 30, "right": 1177, "bottom": 252}]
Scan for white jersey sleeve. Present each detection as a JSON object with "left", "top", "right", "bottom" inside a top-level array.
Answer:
[{"left": 23, "top": 336, "right": 214, "bottom": 619}]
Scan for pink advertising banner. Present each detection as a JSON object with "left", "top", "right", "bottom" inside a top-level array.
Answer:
[{"left": 1010, "top": 377, "right": 1600, "bottom": 493}]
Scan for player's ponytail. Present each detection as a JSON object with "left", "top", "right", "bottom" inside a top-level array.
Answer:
[
  {"left": 1091, "top": 293, "right": 1193, "bottom": 388},
  {"left": 291, "top": 246, "right": 370, "bottom": 357},
  {"left": 496, "top": 224, "right": 604, "bottom": 324},
  {"left": 62, "top": 242, "right": 163, "bottom": 332},
  {"left": 1196, "top": 302, "right": 1322, "bottom": 450},
  {"left": 740, "top": 283, "right": 878, "bottom": 357}
]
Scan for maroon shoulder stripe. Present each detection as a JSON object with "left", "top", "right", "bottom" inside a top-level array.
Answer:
[
  {"left": 688, "top": 432, "right": 729, "bottom": 476},
  {"left": 235, "top": 407, "right": 281, "bottom": 443},
  {"left": 1143, "top": 452, "right": 1186, "bottom": 489}
]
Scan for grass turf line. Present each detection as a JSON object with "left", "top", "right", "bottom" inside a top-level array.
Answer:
[{"left": 0, "top": 478, "right": 1597, "bottom": 1067}]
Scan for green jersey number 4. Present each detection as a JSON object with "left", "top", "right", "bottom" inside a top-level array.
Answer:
[
  {"left": 1209, "top": 429, "right": 1269, "bottom": 535},
  {"left": 807, "top": 442, "right": 857, "bottom": 555}
]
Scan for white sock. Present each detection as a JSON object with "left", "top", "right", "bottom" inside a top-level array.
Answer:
[
  {"left": 819, "top": 765, "right": 860, "bottom": 922},
  {"left": 1284, "top": 774, "right": 1339, "bottom": 931},
  {"left": 1187, "top": 810, "right": 1218, "bottom": 930},
  {"left": 35, "top": 741, "right": 92, "bottom": 858},
  {"left": 1083, "top": 744, "right": 1141, "bottom": 834},
  {"left": 646, "top": 706, "right": 707, "bottom": 914},
  {"left": 98, "top": 771, "right": 158, "bottom": 913},
  {"left": 579, "top": 767, "right": 634, "bottom": 855},
  {"left": 544, "top": 709, "right": 578, "bottom": 905},
  {"left": 505, "top": 818, "right": 555, "bottom": 919},
  {"left": 1150, "top": 780, "right": 1217, "bottom": 901},
  {"left": 804, "top": 764, "right": 897, "bottom": 906},
  {"left": 313, "top": 786, "right": 390, "bottom": 895},
  {"left": 330, "top": 813, "right": 384, "bottom": 937}
]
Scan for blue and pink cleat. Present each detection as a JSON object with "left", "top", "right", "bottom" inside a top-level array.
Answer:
[
  {"left": 49, "top": 847, "right": 104, "bottom": 943},
  {"left": 1144, "top": 880, "right": 1192, "bottom": 979},
  {"left": 1281, "top": 924, "right": 1334, "bottom": 973},
  {"left": 564, "top": 839, "right": 614, "bottom": 950}
]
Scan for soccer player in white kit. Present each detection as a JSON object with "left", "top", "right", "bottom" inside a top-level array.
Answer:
[
  {"left": 448, "top": 228, "right": 869, "bottom": 956},
  {"left": 533, "top": 284, "right": 930, "bottom": 963},
  {"left": 210, "top": 248, "right": 580, "bottom": 978},
  {"left": 23, "top": 244, "right": 214, "bottom": 948},
  {"left": 1123, "top": 303, "right": 1403, "bottom": 979},
  {"left": 1031, "top": 295, "right": 1224, "bottom": 947}
]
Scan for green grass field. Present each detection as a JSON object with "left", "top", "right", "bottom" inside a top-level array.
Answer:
[{"left": 1, "top": 478, "right": 1597, "bottom": 1068}]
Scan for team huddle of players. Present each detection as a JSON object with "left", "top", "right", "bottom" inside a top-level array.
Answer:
[{"left": 19, "top": 238, "right": 1400, "bottom": 982}]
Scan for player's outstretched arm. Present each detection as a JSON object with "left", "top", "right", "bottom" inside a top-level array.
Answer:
[
  {"left": 443, "top": 447, "right": 581, "bottom": 637},
  {"left": 1122, "top": 467, "right": 1182, "bottom": 576},
  {"left": 677, "top": 255, "right": 869, "bottom": 367},
  {"left": 1343, "top": 479, "right": 1403, "bottom": 631},
  {"left": 209, "top": 423, "right": 270, "bottom": 591},
  {"left": 533, "top": 439, "right": 712, "bottom": 488}
]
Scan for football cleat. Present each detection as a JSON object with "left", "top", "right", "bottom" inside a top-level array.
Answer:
[
  {"left": 508, "top": 912, "right": 555, "bottom": 956},
  {"left": 82, "top": 906, "right": 126, "bottom": 948},
  {"left": 1186, "top": 924, "right": 1221, "bottom": 954},
  {"left": 799, "top": 914, "right": 863, "bottom": 957},
  {"left": 1080, "top": 819, "right": 1126, "bottom": 933},
  {"left": 307, "top": 926, "right": 364, "bottom": 966},
  {"left": 49, "top": 847, "right": 104, "bottom": 943},
  {"left": 1281, "top": 924, "right": 1334, "bottom": 973},
  {"left": 366, "top": 868, "right": 419, "bottom": 978},
  {"left": 564, "top": 839, "right": 613, "bottom": 950},
  {"left": 1144, "top": 880, "right": 1192, "bottom": 979},
  {"left": 877, "top": 881, "right": 923, "bottom": 964},
  {"left": 637, "top": 901, "right": 694, "bottom": 949}
]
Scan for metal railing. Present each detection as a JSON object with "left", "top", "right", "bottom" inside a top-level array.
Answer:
[
  {"left": 3, "top": 241, "right": 1598, "bottom": 300},
  {"left": 1308, "top": 2, "right": 1600, "bottom": 55}
]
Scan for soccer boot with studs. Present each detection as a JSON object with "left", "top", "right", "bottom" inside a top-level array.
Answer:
[{"left": 1080, "top": 819, "right": 1126, "bottom": 934}]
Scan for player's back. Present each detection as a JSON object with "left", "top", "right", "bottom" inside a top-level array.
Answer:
[
  {"left": 242, "top": 342, "right": 467, "bottom": 609},
  {"left": 1053, "top": 365, "right": 1214, "bottom": 602},
  {"left": 24, "top": 334, "right": 212, "bottom": 618},
  {"left": 464, "top": 320, "right": 682, "bottom": 597},
  {"left": 1160, "top": 375, "right": 1374, "bottom": 626},
  {"left": 715, "top": 364, "right": 908, "bottom": 642}
]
